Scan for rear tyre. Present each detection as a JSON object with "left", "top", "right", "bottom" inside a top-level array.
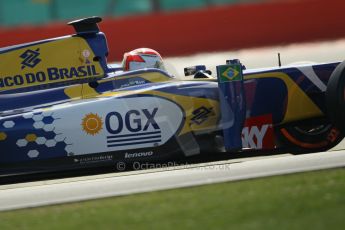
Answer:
[
  {"left": 277, "top": 121, "right": 343, "bottom": 153},
  {"left": 326, "top": 61, "right": 345, "bottom": 131}
]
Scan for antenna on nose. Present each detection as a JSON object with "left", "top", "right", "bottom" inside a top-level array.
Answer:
[{"left": 278, "top": 53, "right": 282, "bottom": 67}]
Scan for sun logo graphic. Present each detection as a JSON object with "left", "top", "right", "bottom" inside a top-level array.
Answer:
[{"left": 81, "top": 113, "right": 103, "bottom": 136}]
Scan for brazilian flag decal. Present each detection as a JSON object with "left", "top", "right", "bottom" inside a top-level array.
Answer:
[{"left": 218, "top": 64, "right": 243, "bottom": 83}]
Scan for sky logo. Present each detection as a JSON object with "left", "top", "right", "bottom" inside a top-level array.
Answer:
[{"left": 20, "top": 48, "right": 42, "bottom": 69}]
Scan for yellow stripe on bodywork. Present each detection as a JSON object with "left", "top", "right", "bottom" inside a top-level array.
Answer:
[
  {"left": 64, "top": 83, "right": 99, "bottom": 99},
  {"left": 100, "top": 71, "right": 174, "bottom": 84},
  {"left": 245, "top": 72, "right": 323, "bottom": 123},
  {"left": 139, "top": 72, "right": 174, "bottom": 83},
  {"left": 145, "top": 91, "right": 220, "bottom": 135}
]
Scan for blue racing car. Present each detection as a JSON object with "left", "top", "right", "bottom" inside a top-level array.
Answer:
[{"left": 0, "top": 17, "right": 344, "bottom": 176}]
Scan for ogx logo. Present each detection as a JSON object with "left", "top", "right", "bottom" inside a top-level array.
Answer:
[{"left": 105, "top": 108, "right": 161, "bottom": 148}]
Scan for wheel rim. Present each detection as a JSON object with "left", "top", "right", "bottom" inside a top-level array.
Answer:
[{"left": 294, "top": 124, "right": 332, "bottom": 136}]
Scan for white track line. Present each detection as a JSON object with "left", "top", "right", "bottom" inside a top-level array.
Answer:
[
  {"left": 0, "top": 154, "right": 287, "bottom": 190},
  {"left": 0, "top": 151, "right": 344, "bottom": 212}
]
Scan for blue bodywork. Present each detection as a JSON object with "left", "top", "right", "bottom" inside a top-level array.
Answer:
[{"left": 0, "top": 18, "right": 341, "bottom": 176}]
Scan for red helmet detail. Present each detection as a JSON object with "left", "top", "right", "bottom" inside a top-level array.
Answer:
[{"left": 122, "top": 48, "right": 165, "bottom": 71}]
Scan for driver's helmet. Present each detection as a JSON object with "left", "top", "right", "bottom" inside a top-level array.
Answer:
[{"left": 122, "top": 48, "right": 165, "bottom": 71}]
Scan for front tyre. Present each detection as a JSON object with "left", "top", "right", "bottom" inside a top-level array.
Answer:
[{"left": 326, "top": 61, "right": 345, "bottom": 131}]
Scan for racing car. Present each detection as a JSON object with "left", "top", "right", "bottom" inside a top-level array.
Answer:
[{"left": 0, "top": 17, "right": 344, "bottom": 176}]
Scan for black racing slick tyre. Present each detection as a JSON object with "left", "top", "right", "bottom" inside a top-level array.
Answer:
[
  {"left": 326, "top": 60, "right": 345, "bottom": 131},
  {"left": 277, "top": 122, "right": 343, "bottom": 152}
]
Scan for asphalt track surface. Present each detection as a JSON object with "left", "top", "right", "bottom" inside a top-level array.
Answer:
[{"left": 1, "top": 39, "right": 345, "bottom": 211}]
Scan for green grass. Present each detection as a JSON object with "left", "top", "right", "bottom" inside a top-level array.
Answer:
[{"left": 1, "top": 169, "right": 345, "bottom": 230}]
